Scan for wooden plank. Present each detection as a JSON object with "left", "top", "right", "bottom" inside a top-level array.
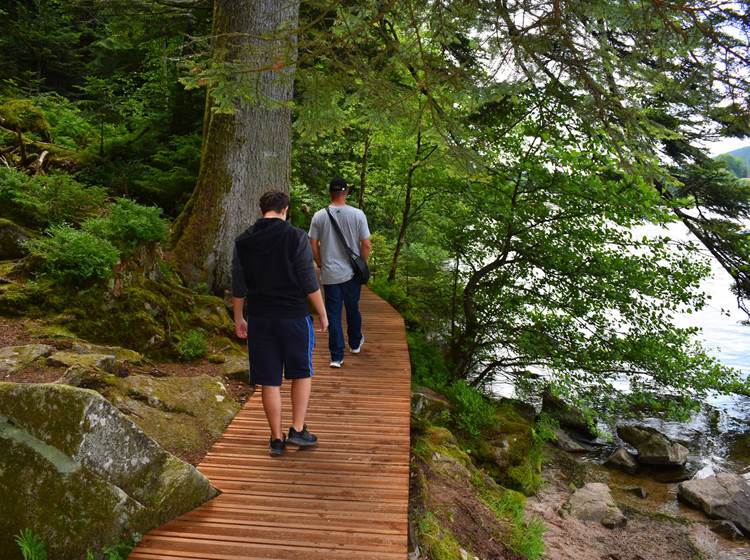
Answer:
[{"left": 130, "top": 288, "right": 410, "bottom": 559}]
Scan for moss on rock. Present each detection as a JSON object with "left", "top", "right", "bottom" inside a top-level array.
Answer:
[
  {"left": 0, "top": 272, "right": 233, "bottom": 358},
  {"left": 58, "top": 368, "right": 240, "bottom": 460},
  {"left": 0, "top": 382, "right": 218, "bottom": 558},
  {"left": 0, "top": 430, "right": 144, "bottom": 560}
]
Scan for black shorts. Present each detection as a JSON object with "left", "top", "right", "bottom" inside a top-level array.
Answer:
[{"left": 247, "top": 315, "right": 315, "bottom": 386}]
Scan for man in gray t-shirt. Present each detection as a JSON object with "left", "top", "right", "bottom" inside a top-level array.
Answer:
[{"left": 309, "top": 177, "right": 371, "bottom": 368}]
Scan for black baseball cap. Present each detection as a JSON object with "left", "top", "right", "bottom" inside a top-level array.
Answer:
[{"left": 329, "top": 176, "right": 348, "bottom": 192}]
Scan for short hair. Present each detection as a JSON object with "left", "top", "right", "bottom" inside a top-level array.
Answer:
[
  {"left": 329, "top": 176, "right": 348, "bottom": 192},
  {"left": 259, "top": 190, "right": 290, "bottom": 214}
]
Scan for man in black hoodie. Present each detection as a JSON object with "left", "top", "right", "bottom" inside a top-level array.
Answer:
[{"left": 231, "top": 191, "right": 329, "bottom": 457}]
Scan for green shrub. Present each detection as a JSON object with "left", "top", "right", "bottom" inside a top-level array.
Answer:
[
  {"left": 445, "top": 379, "right": 496, "bottom": 437},
  {"left": 176, "top": 329, "right": 208, "bottom": 361},
  {"left": 15, "top": 529, "right": 47, "bottom": 560},
  {"left": 83, "top": 198, "right": 167, "bottom": 255},
  {"left": 0, "top": 168, "right": 107, "bottom": 227},
  {"left": 369, "top": 276, "right": 420, "bottom": 326},
  {"left": 407, "top": 331, "right": 450, "bottom": 389},
  {"left": 26, "top": 225, "right": 120, "bottom": 282},
  {"left": 480, "top": 488, "right": 526, "bottom": 523},
  {"left": 510, "top": 516, "right": 546, "bottom": 560},
  {"left": 33, "top": 93, "right": 95, "bottom": 149}
]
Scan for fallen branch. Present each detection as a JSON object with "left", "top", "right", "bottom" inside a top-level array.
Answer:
[{"left": 30, "top": 150, "right": 48, "bottom": 175}]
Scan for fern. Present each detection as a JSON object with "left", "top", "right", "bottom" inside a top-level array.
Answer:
[{"left": 15, "top": 529, "right": 48, "bottom": 560}]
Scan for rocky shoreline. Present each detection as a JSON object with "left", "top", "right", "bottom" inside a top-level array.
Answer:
[{"left": 410, "top": 384, "right": 750, "bottom": 560}]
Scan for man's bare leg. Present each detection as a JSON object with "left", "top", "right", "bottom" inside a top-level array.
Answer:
[
  {"left": 291, "top": 377, "right": 312, "bottom": 432},
  {"left": 261, "top": 385, "right": 283, "bottom": 440}
]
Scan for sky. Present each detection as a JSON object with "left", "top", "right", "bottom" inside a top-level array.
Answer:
[{"left": 704, "top": 137, "right": 750, "bottom": 157}]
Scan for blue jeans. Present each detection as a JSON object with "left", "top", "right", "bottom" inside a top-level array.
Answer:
[{"left": 324, "top": 277, "right": 362, "bottom": 361}]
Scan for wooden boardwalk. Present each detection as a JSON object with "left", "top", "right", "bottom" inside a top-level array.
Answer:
[{"left": 130, "top": 288, "right": 412, "bottom": 560}]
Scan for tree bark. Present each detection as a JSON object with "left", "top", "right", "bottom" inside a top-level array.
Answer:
[
  {"left": 173, "top": 0, "right": 300, "bottom": 292},
  {"left": 357, "top": 129, "right": 370, "bottom": 210}
]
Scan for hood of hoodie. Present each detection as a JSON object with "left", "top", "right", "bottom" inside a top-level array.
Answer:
[{"left": 237, "top": 218, "right": 291, "bottom": 254}]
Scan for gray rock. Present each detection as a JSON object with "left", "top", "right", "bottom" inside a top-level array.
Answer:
[
  {"left": 0, "top": 382, "right": 217, "bottom": 558},
  {"left": 678, "top": 473, "right": 750, "bottom": 534},
  {"left": 0, "top": 344, "right": 54, "bottom": 373},
  {"left": 542, "top": 387, "right": 597, "bottom": 438},
  {"left": 47, "top": 350, "right": 116, "bottom": 372},
  {"left": 58, "top": 367, "right": 240, "bottom": 458},
  {"left": 617, "top": 425, "right": 689, "bottom": 466},
  {"left": 221, "top": 354, "right": 248, "bottom": 380},
  {"left": 605, "top": 448, "right": 639, "bottom": 474},
  {"left": 412, "top": 386, "right": 451, "bottom": 422},
  {"left": 0, "top": 218, "right": 33, "bottom": 259},
  {"left": 554, "top": 428, "right": 588, "bottom": 453},
  {"left": 563, "top": 482, "right": 627, "bottom": 529},
  {"left": 70, "top": 342, "right": 144, "bottom": 365}
]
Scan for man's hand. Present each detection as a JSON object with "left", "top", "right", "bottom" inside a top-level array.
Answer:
[
  {"left": 235, "top": 318, "right": 248, "bottom": 339},
  {"left": 318, "top": 314, "right": 329, "bottom": 333}
]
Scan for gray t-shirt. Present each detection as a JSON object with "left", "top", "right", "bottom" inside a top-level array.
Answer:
[{"left": 309, "top": 204, "right": 370, "bottom": 285}]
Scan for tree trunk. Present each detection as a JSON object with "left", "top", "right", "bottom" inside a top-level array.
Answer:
[
  {"left": 357, "top": 129, "right": 370, "bottom": 210},
  {"left": 173, "top": 0, "right": 300, "bottom": 292}
]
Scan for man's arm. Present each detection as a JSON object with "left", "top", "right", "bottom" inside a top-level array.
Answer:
[
  {"left": 233, "top": 297, "right": 247, "bottom": 339},
  {"left": 307, "top": 289, "right": 328, "bottom": 332},
  {"left": 310, "top": 237, "right": 322, "bottom": 267},
  {"left": 231, "top": 245, "right": 247, "bottom": 339},
  {"left": 360, "top": 238, "right": 372, "bottom": 262},
  {"left": 358, "top": 211, "right": 372, "bottom": 262}
]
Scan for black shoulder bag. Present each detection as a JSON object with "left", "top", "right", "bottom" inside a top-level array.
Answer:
[{"left": 325, "top": 207, "right": 370, "bottom": 284}]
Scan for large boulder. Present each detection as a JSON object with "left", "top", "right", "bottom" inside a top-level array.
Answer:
[
  {"left": 542, "top": 387, "right": 597, "bottom": 438},
  {"left": 0, "top": 382, "right": 218, "bottom": 559},
  {"left": 678, "top": 473, "right": 750, "bottom": 535},
  {"left": 617, "top": 424, "right": 689, "bottom": 466},
  {"left": 412, "top": 386, "right": 451, "bottom": 422},
  {"left": 0, "top": 219, "right": 33, "bottom": 259},
  {"left": 58, "top": 367, "right": 240, "bottom": 459},
  {"left": 0, "top": 344, "right": 53, "bottom": 373},
  {"left": 562, "top": 482, "right": 627, "bottom": 529}
]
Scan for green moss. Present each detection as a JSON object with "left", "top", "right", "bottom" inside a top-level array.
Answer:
[
  {"left": 414, "top": 425, "right": 472, "bottom": 468},
  {"left": 24, "top": 320, "right": 78, "bottom": 340},
  {"left": 0, "top": 383, "right": 92, "bottom": 456},
  {"left": 0, "top": 431, "right": 143, "bottom": 558},
  {"left": 0, "top": 271, "right": 233, "bottom": 357},
  {"left": 415, "top": 511, "right": 465, "bottom": 560},
  {"left": 0, "top": 99, "right": 51, "bottom": 139}
]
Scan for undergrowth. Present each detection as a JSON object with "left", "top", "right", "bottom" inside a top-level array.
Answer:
[{"left": 15, "top": 529, "right": 138, "bottom": 560}]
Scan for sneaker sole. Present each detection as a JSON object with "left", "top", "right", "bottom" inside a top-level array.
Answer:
[
  {"left": 350, "top": 336, "right": 364, "bottom": 354},
  {"left": 329, "top": 363, "right": 343, "bottom": 368},
  {"left": 269, "top": 447, "right": 284, "bottom": 457},
  {"left": 287, "top": 437, "right": 318, "bottom": 447}
]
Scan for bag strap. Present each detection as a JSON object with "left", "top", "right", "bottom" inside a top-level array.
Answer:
[{"left": 325, "top": 207, "right": 359, "bottom": 258}]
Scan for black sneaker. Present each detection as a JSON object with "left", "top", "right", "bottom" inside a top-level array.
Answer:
[
  {"left": 287, "top": 425, "right": 318, "bottom": 447},
  {"left": 269, "top": 437, "right": 286, "bottom": 456}
]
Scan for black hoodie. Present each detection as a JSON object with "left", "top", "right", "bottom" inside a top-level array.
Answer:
[{"left": 232, "top": 218, "right": 319, "bottom": 318}]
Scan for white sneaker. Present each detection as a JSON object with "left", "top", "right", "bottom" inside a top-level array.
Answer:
[
  {"left": 329, "top": 360, "right": 344, "bottom": 368},
  {"left": 350, "top": 335, "right": 365, "bottom": 354}
]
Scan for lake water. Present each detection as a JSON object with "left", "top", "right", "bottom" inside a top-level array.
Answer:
[{"left": 492, "top": 221, "right": 750, "bottom": 471}]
